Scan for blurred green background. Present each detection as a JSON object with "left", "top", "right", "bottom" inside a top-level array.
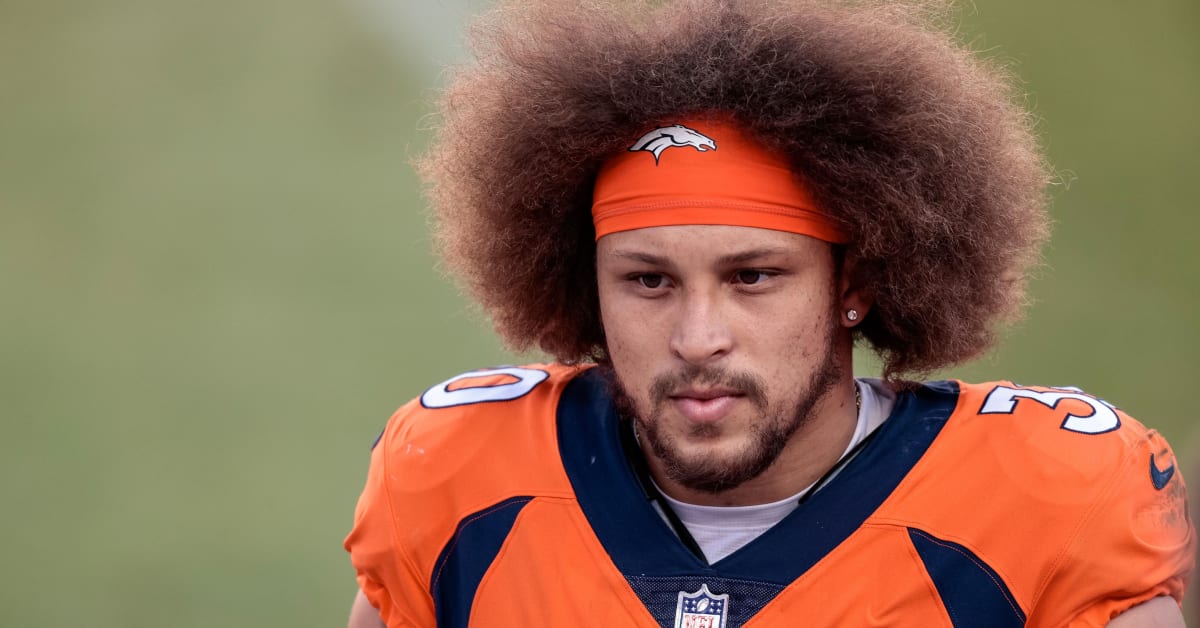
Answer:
[{"left": 0, "top": 1, "right": 1195, "bottom": 626}]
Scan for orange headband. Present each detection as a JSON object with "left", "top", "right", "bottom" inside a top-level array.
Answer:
[{"left": 591, "top": 118, "right": 846, "bottom": 243}]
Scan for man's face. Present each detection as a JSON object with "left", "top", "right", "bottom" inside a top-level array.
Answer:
[{"left": 596, "top": 225, "right": 845, "bottom": 495}]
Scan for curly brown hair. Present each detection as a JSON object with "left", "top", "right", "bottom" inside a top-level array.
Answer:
[{"left": 419, "top": 0, "right": 1050, "bottom": 381}]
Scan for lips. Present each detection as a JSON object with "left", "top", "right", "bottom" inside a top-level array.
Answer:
[{"left": 669, "top": 388, "right": 743, "bottom": 424}]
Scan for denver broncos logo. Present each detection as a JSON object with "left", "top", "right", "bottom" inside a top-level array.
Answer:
[{"left": 628, "top": 124, "right": 717, "bottom": 164}]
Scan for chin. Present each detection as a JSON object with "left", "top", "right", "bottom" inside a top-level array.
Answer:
[
  {"left": 665, "top": 435, "right": 762, "bottom": 479},
  {"left": 647, "top": 413, "right": 791, "bottom": 494}
]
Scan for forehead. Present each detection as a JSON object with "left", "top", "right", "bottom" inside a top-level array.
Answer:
[{"left": 596, "top": 225, "right": 831, "bottom": 263}]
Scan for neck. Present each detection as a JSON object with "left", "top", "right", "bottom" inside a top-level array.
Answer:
[{"left": 644, "top": 375, "right": 860, "bottom": 507}]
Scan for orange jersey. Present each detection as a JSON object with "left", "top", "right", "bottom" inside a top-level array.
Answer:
[{"left": 345, "top": 365, "right": 1194, "bottom": 627}]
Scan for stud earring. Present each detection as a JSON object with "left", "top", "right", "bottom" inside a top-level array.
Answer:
[{"left": 846, "top": 309, "right": 859, "bottom": 322}]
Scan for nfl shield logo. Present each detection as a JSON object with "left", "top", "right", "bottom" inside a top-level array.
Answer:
[{"left": 674, "top": 584, "right": 729, "bottom": 628}]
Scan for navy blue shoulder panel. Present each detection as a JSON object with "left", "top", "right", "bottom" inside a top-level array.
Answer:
[
  {"left": 908, "top": 528, "right": 1026, "bottom": 627},
  {"left": 430, "top": 496, "right": 533, "bottom": 628}
]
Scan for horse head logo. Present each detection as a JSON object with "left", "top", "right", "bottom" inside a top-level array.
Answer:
[{"left": 628, "top": 124, "right": 717, "bottom": 164}]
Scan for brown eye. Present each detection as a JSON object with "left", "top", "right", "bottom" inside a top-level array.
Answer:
[
  {"left": 734, "top": 270, "right": 768, "bottom": 285},
  {"left": 638, "top": 274, "right": 664, "bottom": 289}
]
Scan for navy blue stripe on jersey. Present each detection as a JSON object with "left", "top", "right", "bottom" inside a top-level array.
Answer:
[
  {"left": 557, "top": 370, "right": 961, "bottom": 615},
  {"left": 909, "top": 527, "right": 1026, "bottom": 627},
  {"left": 430, "top": 496, "right": 533, "bottom": 628}
]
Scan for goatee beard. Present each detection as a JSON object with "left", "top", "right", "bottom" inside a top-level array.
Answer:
[{"left": 601, "top": 338, "right": 841, "bottom": 495}]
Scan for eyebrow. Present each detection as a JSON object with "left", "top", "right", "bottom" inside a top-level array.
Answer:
[
  {"left": 714, "top": 247, "right": 792, "bottom": 266},
  {"left": 608, "top": 250, "right": 670, "bottom": 265},
  {"left": 607, "top": 247, "right": 792, "bottom": 266}
]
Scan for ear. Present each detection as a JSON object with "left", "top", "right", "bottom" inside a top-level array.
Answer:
[{"left": 837, "top": 255, "right": 873, "bottom": 329}]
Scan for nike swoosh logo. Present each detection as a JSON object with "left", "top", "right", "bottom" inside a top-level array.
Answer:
[{"left": 1150, "top": 453, "right": 1175, "bottom": 490}]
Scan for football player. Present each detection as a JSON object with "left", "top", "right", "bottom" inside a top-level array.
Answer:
[{"left": 345, "top": 1, "right": 1195, "bottom": 626}]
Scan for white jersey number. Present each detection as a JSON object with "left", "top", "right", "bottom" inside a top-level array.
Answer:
[
  {"left": 980, "top": 385, "right": 1120, "bottom": 434},
  {"left": 420, "top": 367, "right": 549, "bottom": 409}
]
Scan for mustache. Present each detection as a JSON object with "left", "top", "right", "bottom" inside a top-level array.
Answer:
[{"left": 649, "top": 365, "right": 767, "bottom": 408}]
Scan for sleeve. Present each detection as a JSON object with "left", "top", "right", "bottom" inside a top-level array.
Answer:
[
  {"left": 1031, "top": 423, "right": 1196, "bottom": 627},
  {"left": 344, "top": 408, "right": 436, "bottom": 628}
]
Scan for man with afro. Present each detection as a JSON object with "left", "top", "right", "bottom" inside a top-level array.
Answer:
[{"left": 345, "top": 1, "right": 1195, "bottom": 626}]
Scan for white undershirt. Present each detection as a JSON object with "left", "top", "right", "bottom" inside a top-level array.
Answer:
[{"left": 653, "top": 378, "right": 896, "bottom": 563}]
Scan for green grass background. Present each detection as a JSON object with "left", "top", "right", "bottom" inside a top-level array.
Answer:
[{"left": 0, "top": 1, "right": 1195, "bottom": 625}]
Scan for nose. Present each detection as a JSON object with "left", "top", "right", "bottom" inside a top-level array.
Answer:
[{"left": 668, "top": 287, "right": 733, "bottom": 365}]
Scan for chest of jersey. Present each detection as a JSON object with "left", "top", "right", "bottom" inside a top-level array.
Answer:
[{"left": 457, "top": 498, "right": 1023, "bottom": 627}]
